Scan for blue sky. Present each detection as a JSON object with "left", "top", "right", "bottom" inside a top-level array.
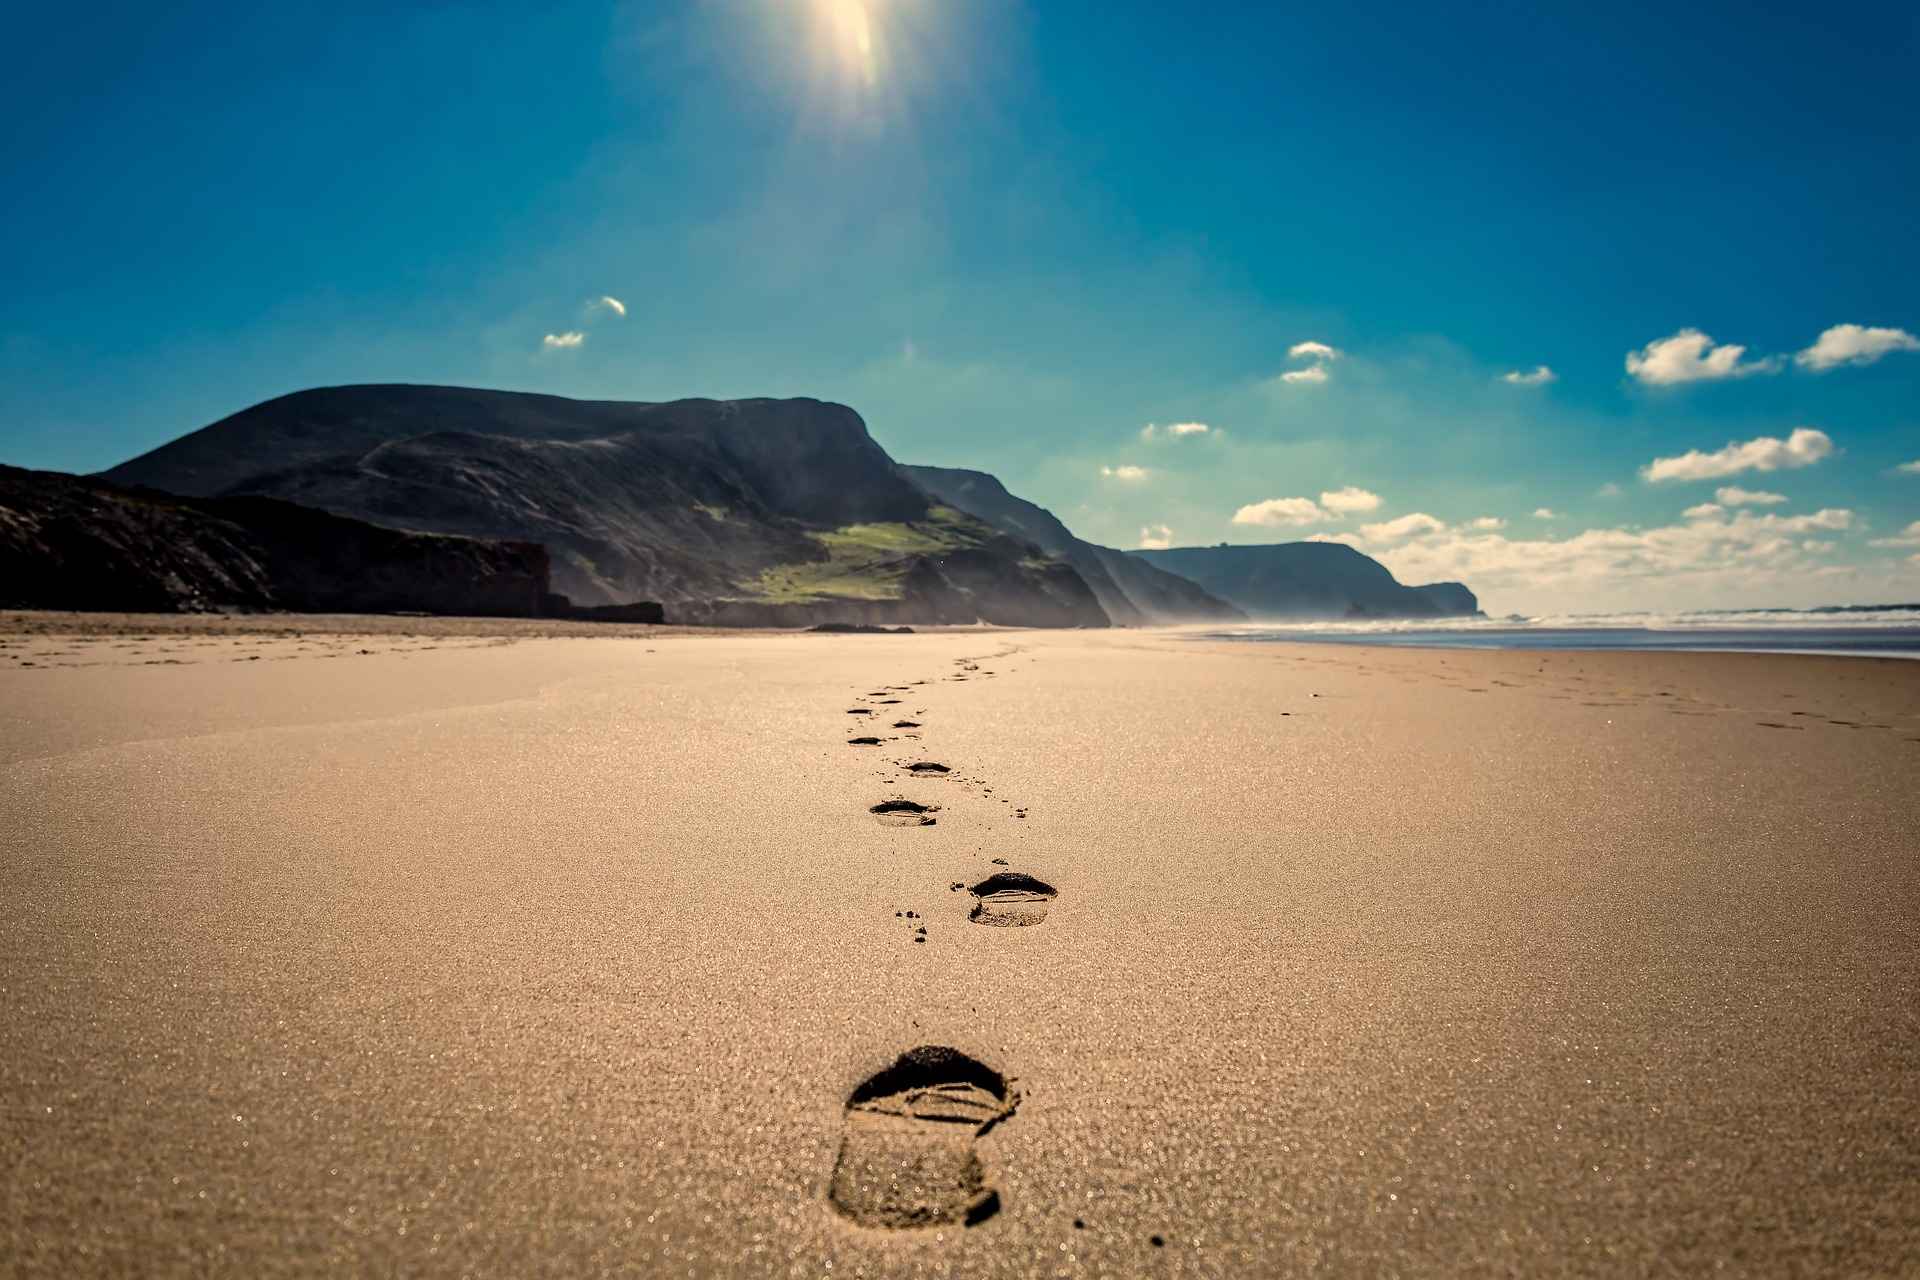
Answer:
[{"left": 3, "top": 0, "right": 1917, "bottom": 613}]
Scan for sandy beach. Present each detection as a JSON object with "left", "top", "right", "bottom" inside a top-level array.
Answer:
[{"left": 3, "top": 617, "right": 1917, "bottom": 1277}]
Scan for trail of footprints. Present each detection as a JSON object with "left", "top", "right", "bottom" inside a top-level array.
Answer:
[{"left": 826, "top": 650, "right": 1070, "bottom": 1234}]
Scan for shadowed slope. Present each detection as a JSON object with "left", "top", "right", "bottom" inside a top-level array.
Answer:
[
  {"left": 903, "top": 464, "right": 1242, "bottom": 625},
  {"left": 102, "top": 386, "right": 1110, "bottom": 625}
]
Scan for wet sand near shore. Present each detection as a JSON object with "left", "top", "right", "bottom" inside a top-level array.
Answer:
[{"left": 3, "top": 622, "right": 1917, "bottom": 1276}]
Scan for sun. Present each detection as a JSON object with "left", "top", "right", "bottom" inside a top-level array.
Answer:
[{"left": 818, "top": 0, "right": 878, "bottom": 87}]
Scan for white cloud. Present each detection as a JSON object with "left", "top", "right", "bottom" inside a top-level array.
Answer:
[
  {"left": 1289, "top": 340, "right": 1341, "bottom": 361},
  {"left": 1139, "top": 421, "right": 1212, "bottom": 441},
  {"left": 1099, "top": 464, "right": 1150, "bottom": 481},
  {"left": 1501, "top": 365, "right": 1556, "bottom": 386},
  {"left": 1693, "top": 507, "right": 1852, "bottom": 533},
  {"left": 1533, "top": 508, "right": 1557, "bottom": 519},
  {"left": 1358, "top": 512, "right": 1447, "bottom": 543},
  {"left": 1354, "top": 508, "right": 1859, "bottom": 611},
  {"left": 1468, "top": 516, "right": 1506, "bottom": 531},
  {"left": 1625, "top": 328, "right": 1780, "bottom": 385},
  {"left": 1683, "top": 502, "right": 1724, "bottom": 521},
  {"left": 1895, "top": 460, "right": 1920, "bottom": 475},
  {"left": 1276, "top": 340, "right": 1340, "bottom": 386},
  {"left": 542, "top": 331, "right": 586, "bottom": 349},
  {"left": 1318, "top": 486, "right": 1383, "bottom": 515},
  {"left": 1642, "top": 427, "right": 1834, "bottom": 482},
  {"left": 1714, "top": 486, "right": 1786, "bottom": 507},
  {"left": 1868, "top": 521, "right": 1920, "bottom": 549},
  {"left": 1232, "top": 497, "right": 1327, "bottom": 527},
  {"left": 1138, "top": 524, "right": 1174, "bottom": 550},
  {"left": 1802, "top": 540, "right": 1835, "bottom": 554},
  {"left": 1795, "top": 323, "right": 1919, "bottom": 372},
  {"left": 596, "top": 295, "right": 627, "bottom": 317}
]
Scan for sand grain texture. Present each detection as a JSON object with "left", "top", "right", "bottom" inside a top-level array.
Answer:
[{"left": 3, "top": 624, "right": 1918, "bottom": 1276}]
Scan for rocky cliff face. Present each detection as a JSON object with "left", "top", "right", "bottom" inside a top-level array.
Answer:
[
  {"left": 902, "top": 465, "right": 1242, "bottom": 625},
  {"left": 100, "top": 385, "right": 1110, "bottom": 628},
  {"left": 1131, "top": 542, "right": 1481, "bottom": 620},
  {"left": 0, "top": 465, "right": 550, "bottom": 616}
]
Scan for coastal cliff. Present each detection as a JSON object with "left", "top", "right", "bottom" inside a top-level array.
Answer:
[
  {"left": 102, "top": 386, "right": 1111, "bottom": 629},
  {"left": 1133, "top": 542, "right": 1481, "bottom": 620}
]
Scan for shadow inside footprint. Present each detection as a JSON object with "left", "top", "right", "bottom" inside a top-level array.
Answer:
[
  {"left": 871, "top": 799, "right": 939, "bottom": 826},
  {"left": 848, "top": 737, "right": 883, "bottom": 746},
  {"left": 893, "top": 720, "right": 921, "bottom": 729},
  {"left": 829, "top": 1046, "right": 1016, "bottom": 1229},
  {"left": 968, "top": 873, "right": 1057, "bottom": 927},
  {"left": 906, "top": 762, "right": 950, "bottom": 775}
]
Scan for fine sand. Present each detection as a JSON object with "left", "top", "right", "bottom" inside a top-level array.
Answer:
[{"left": 3, "top": 618, "right": 1918, "bottom": 1276}]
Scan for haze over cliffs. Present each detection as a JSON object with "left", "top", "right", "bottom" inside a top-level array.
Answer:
[
  {"left": 102, "top": 385, "right": 1107, "bottom": 628},
  {"left": 1133, "top": 542, "right": 1480, "bottom": 620},
  {"left": 901, "top": 465, "right": 1242, "bottom": 625}
]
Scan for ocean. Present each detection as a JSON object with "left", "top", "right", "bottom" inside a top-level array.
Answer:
[{"left": 1192, "top": 604, "right": 1920, "bottom": 659}]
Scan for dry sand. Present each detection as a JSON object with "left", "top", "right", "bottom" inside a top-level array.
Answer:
[{"left": 3, "top": 616, "right": 1918, "bottom": 1276}]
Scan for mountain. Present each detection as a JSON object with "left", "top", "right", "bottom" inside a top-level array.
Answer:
[
  {"left": 0, "top": 464, "right": 550, "bottom": 616},
  {"left": 102, "top": 385, "right": 1109, "bottom": 628},
  {"left": 1132, "top": 542, "right": 1481, "bottom": 619},
  {"left": 900, "top": 465, "right": 1242, "bottom": 625}
]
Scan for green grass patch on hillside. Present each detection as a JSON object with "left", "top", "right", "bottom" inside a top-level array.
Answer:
[{"left": 740, "top": 506, "right": 992, "bottom": 603}]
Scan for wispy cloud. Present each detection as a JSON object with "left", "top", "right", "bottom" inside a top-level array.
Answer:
[
  {"left": 1795, "top": 323, "right": 1918, "bottom": 372},
  {"left": 1467, "top": 516, "right": 1506, "bottom": 530},
  {"left": 1318, "top": 485, "right": 1382, "bottom": 515},
  {"left": 1232, "top": 496, "right": 1326, "bottom": 527},
  {"left": 1138, "top": 524, "right": 1175, "bottom": 550},
  {"left": 1533, "top": 508, "right": 1557, "bottom": 519},
  {"left": 1358, "top": 512, "right": 1447, "bottom": 543},
  {"left": 1501, "top": 365, "right": 1556, "bottom": 386},
  {"left": 1895, "top": 460, "right": 1920, "bottom": 476},
  {"left": 1868, "top": 520, "right": 1920, "bottom": 549},
  {"left": 1642, "top": 427, "right": 1834, "bottom": 482},
  {"left": 1626, "top": 328, "right": 1780, "bottom": 385},
  {"left": 595, "top": 295, "right": 628, "bottom": 317},
  {"left": 1099, "top": 464, "right": 1150, "bottom": 481},
  {"left": 1595, "top": 483, "right": 1623, "bottom": 498},
  {"left": 1139, "top": 421, "right": 1212, "bottom": 441},
  {"left": 1276, "top": 340, "right": 1340, "bottom": 386},
  {"left": 542, "top": 331, "right": 586, "bottom": 350},
  {"left": 1715, "top": 485, "right": 1787, "bottom": 506}
]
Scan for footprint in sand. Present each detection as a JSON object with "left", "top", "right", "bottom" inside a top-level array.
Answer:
[
  {"left": 893, "top": 720, "right": 921, "bottom": 729},
  {"left": 848, "top": 709, "right": 875, "bottom": 716},
  {"left": 848, "top": 736, "right": 883, "bottom": 746},
  {"left": 871, "top": 799, "right": 939, "bottom": 826},
  {"left": 905, "top": 762, "right": 950, "bottom": 775},
  {"left": 968, "top": 873, "right": 1057, "bottom": 927},
  {"left": 829, "top": 1046, "right": 1018, "bottom": 1229}
]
